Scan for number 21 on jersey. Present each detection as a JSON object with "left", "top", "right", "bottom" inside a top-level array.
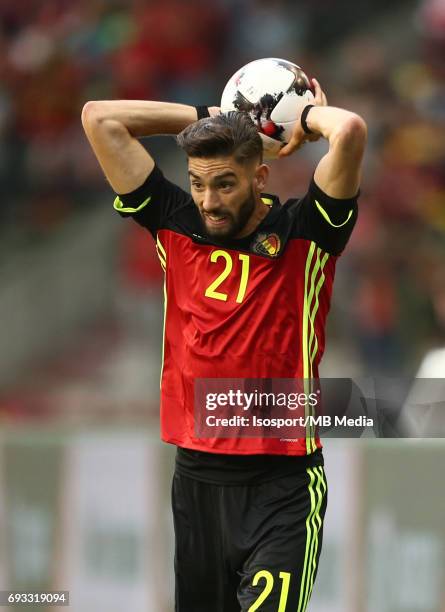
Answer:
[{"left": 205, "top": 249, "right": 250, "bottom": 304}]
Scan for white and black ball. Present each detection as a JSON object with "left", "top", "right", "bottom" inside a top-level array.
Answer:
[{"left": 221, "top": 58, "right": 315, "bottom": 158}]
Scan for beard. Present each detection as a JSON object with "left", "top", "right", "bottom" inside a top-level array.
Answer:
[{"left": 199, "top": 188, "right": 256, "bottom": 240}]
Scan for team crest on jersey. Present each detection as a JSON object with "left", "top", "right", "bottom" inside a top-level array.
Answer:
[{"left": 252, "top": 232, "right": 281, "bottom": 257}]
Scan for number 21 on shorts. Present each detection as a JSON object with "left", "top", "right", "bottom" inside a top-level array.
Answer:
[
  {"left": 205, "top": 249, "right": 250, "bottom": 304},
  {"left": 249, "top": 570, "right": 291, "bottom": 612}
]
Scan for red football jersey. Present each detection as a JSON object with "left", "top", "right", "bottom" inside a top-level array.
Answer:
[{"left": 114, "top": 166, "right": 358, "bottom": 455}]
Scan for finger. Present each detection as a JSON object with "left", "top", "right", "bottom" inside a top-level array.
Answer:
[
  {"left": 313, "top": 78, "right": 328, "bottom": 107},
  {"left": 314, "top": 78, "right": 327, "bottom": 106},
  {"left": 310, "top": 77, "right": 317, "bottom": 97},
  {"left": 278, "top": 139, "right": 299, "bottom": 157},
  {"left": 311, "top": 78, "right": 322, "bottom": 105},
  {"left": 278, "top": 143, "right": 293, "bottom": 157},
  {"left": 278, "top": 137, "right": 305, "bottom": 157},
  {"left": 314, "top": 79, "right": 323, "bottom": 106}
]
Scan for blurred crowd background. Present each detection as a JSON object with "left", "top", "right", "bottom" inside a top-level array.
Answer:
[{"left": 0, "top": 1, "right": 444, "bottom": 611}]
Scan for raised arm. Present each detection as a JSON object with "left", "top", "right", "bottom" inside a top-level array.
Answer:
[
  {"left": 279, "top": 79, "right": 367, "bottom": 199},
  {"left": 81, "top": 101, "right": 201, "bottom": 194}
]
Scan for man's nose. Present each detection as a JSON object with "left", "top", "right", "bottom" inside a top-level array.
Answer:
[{"left": 202, "top": 189, "right": 220, "bottom": 213}]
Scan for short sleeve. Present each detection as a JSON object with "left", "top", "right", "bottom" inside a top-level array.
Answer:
[
  {"left": 113, "top": 165, "right": 191, "bottom": 236},
  {"left": 293, "top": 176, "right": 359, "bottom": 255}
]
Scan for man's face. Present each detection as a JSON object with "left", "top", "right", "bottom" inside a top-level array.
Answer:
[{"left": 188, "top": 156, "right": 262, "bottom": 240}]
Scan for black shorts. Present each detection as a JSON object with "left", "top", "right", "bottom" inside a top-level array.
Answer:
[{"left": 172, "top": 458, "right": 327, "bottom": 612}]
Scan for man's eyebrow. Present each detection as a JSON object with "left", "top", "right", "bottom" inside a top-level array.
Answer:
[{"left": 188, "top": 171, "right": 238, "bottom": 180}]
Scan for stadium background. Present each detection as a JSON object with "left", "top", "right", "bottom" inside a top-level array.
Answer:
[{"left": 0, "top": 0, "right": 444, "bottom": 610}]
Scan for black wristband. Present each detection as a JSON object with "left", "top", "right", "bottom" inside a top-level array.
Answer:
[
  {"left": 301, "top": 104, "right": 315, "bottom": 134},
  {"left": 195, "top": 106, "right": 210, "bottom": 120}
]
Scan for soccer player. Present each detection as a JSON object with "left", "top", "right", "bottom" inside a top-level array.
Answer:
[{"left": 81, "top": 78, "right": 366, "bottom": 611}]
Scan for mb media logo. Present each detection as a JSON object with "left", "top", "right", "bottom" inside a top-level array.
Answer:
[{"left": 252, "top": 233, "right": 281, "bottom": 257}]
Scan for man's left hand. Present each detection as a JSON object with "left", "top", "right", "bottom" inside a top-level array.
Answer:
[{"left": 278, "top": 78, "right": 328, "bottom": 158}]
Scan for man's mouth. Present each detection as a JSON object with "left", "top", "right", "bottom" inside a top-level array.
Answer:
[{"left": 205, "top": 214, "right": 229, "bottom": 226}]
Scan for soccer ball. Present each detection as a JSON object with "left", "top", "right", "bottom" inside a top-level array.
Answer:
[{"left": 220, "top": 58, "right": 315, "bottom": 159}]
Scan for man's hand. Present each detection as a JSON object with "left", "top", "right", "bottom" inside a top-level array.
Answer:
[{"left": 278, "top": 78, "right": 328, "bottom": 158}]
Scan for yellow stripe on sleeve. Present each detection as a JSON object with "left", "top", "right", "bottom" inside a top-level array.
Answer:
[
  {"left": 315, "top": 199, "right": 353, "bottom": 228},
  {"left": 113, "top": 195, "right": 152, "bottom": 214}
]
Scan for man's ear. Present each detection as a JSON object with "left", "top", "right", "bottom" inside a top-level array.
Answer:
[{"left": 254, "top": 163, "right": 269, "bottom": 192}]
